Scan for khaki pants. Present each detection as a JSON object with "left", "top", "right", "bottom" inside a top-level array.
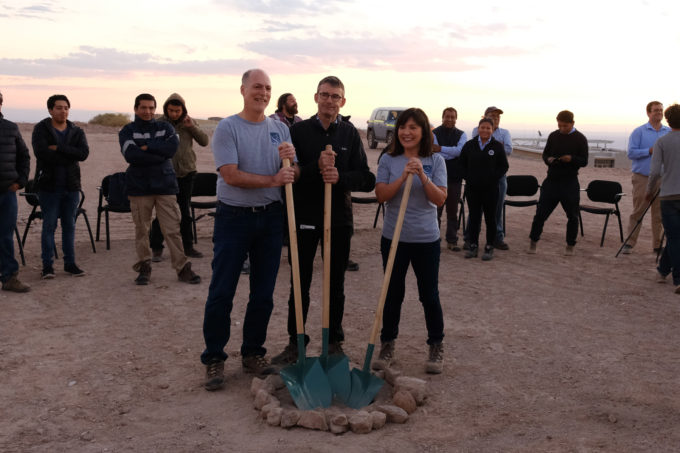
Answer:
[
  {"left": 627, "top": 172, "right": 663, "bottom": 249},
  {"left": 129, "top": 195, "right": 187, "bottom": 272}
]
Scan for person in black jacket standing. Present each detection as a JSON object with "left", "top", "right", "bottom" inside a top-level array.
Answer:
[
  {"left": 271, "top": 76, "right": 375, "bottom": 364},
  {"left": 32, "top": 94, "right": 89, "bottom": 278},
  {"left": 459, "top": 118, "right": 509, "bottom": 261},
  {"left": 528, "top": 110, "right": 588, "bottom": 255},
  {"left": 0, "top": 91, "right": 31, "bottom": 292}
]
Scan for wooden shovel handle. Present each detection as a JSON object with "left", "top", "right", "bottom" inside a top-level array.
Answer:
[
  {"left": 322, "top": 145, "right": 333, "bottom": 330},
  {"left": 368, "top": 173, "right": 413, "bottom": 346},
  {"left": 283, "top": 158, "right": 305, "bottom": 335}
]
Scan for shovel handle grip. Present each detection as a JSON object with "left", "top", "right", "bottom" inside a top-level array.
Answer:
[
  {"left": 368, "top": 173, "right": 413, "bottom": 346},
  {"left": 283, "top": 158, "right": 305, "bottom": 335}
]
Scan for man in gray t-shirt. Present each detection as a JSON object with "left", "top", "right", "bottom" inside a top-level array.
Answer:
[{"left": 200, "top": 69, "right": 298, "bottom": 391}]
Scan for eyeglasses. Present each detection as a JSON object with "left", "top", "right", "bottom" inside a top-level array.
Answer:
[{"left": 317, "top": 92, "right": 343, "bottom": 102}]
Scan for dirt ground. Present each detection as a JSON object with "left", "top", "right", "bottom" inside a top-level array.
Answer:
[{"left": 1, "top": 123, "right": 679, "bottom": 452}]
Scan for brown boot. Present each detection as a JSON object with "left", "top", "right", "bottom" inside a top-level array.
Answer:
[
  {"left": 178, "top": 262, "right": 201, "bottom": 284},
  {"left": 133, "top": 260, "right": 151, "bottom": 285},
  {"left": 2, "top": 273, "right": 30, "bottom": 293}
]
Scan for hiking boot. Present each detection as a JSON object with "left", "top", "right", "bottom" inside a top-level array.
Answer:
[
  {"left": 151, "top": 249, "right": 163, "bottom": 263},
  {"left": 447, "top": 241, "right": 461, "bottom": 252},
  {"left": 347, "top": 259, "right": 359, "bottom": 271},
  {"left": 425, "top": 343, "right": 444, "bottom": 374},
  {"left": 656, "top": 270, "right": 668, "bottom": 284},
  {"left": 481, "top": 245, "right": 494, "bottom": 261},
  {"left": 204, "top": 359, "right": 225, "bottom": 391},
  {"left": 1, "top": 274, "right": 30, "bottom": 293},
  {"left": 494, "top": 240, "right": 509, "bottom": 251},
  {"left": 271, "top": 342, "right": 298, "bottom": 365},
  {"left": 463, "top": 240, "right": 470, "bottom": 251},
  {"left": 328, "top": 341, "right": 345, "bottom": 356},
  {"left": 64, "top": 263, "right": 86, "bottom": 277},
  {"left": 185, "top": 248, "right": 204, "bottom": 259},
  {"left": 242, "top": 355, "right": 276, "bottom": 375},
  {"left": 133, "top": 260, "right": 151, "bottom": 285},
  {"left": 41, "top": 265, "right": 56, "bottom": 279},
  {"left": 528, "top": 240, "right": 537, "bottom": 254},
  {"left": 372, "top": 341, "right": 395, "bottom": 371},
  {"left": 464, "top": 244, "right": 478, "bottom": 259},
  {"left": 178, "top": 262, "right": 201, "bottom": 284},
  {"left": 564, "top": 245, "right": 575, "bottom": 256},
  {"left": 622, "top": 244, "right": 633, "bottom": 255}
]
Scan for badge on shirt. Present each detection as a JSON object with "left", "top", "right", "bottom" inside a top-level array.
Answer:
[
  {"left": 488, "top": 150, "right": 495, "bottom": 156},
  {"left": 270, "top": 132, "right": 281, "bottom": 145},
  {"left": 423, "top": 164, "right": 433, "bottom": 177}
]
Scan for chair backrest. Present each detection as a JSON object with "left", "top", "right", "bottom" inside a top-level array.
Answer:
[
  {"left": 103, "top": 172, "right": 130, "bottom": 210},
  {"left": 506, "top": 175, "right": 539, "bottom": 197},
  {"left": 22, "top": 180, "right": 40, "bottom": 207},
  {"left": 585, "top": 180, "right": 623, "bottom": 204},
  {"left": 192, "top": 172, "right": 218, "bottom": 197}
]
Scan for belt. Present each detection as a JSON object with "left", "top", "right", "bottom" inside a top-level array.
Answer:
[{"left": 219, "top": 200, "right": 281, "bottom": 213}]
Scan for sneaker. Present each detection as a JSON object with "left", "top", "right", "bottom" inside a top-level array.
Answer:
[
  {"left": 481, "top": 245, "right": 494, "bottom": 261},
  {"left": 463, "top": 240, "right": 471, "bottom": 251},
  {"left": 372, "top": 340, "right": 395, "bottom": 371},
  {"left": 178, "top": 262, "right": 201, "bottom": 284},
  {"left": 464, "top": 245, "right": 478, "bottom": 259},
  {"left": 204, "top": 360, "right": 225, "bottom": 391},
  {"left": 242, "top": 355, "right": 276, "bottom": 375},
  {"left": 185, "top": 248, "right": 204, "bottom": 259},
  {"left": 241, "top": 260, "right": 250, "bottom": 275},
  {"left": 271, "top": 342, "right": 298, "bottom": 365},
  {"left": 41, "top": 266, "right": 56, "bottom": 279},
  {"left": 425, "top": 343, "right": 443, "bottom": 374},
  {"left": 347, "top": 259, "right": 359, "bottom": 271},
  {"left": 494, "top": 240, "right": 509, "bottom": 251},
  {"left": 328, "top": 342, "right": 345, "bottom": 356},
  {"left": 622, "top": 245, "right": 633, "bottom": 255},
  {"left": 447, "top": 242, "right": 461, "bottom": 252},
  {"left": 64, "top": 263, "right": 86, "bottom": 277},
  {"left": 1, "top": 274, "right": 30, "bottom": 293},
  {"left": 564, "top": 245, "right": 575, "bottom": 256},
  {"left": 528, "top": 240, "right": 537, "bottom": 254},
  {"left": 151, "top": 249, "right": 163, "bottom": 263},
  {"left": 656, "top": 270, "right": 668, "bottom": 284},
  {"left": 133, "top": 260, "right": 151, "bottom": 285}
]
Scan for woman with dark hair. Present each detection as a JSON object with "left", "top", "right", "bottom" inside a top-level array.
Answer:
[
  {"left": 372, "top": 107, "right": 448, "bottom": 374},
  {"left": 459, "top": 117, "right": 509, "bottom": 261}
]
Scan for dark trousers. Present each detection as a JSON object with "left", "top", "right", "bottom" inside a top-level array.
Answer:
[
  {"left": 0, "top": 191, "right": 19, "bottom": 282},
  {"left": 150, "top": 172, "right": 195, "bottom": 252},
  {"left": 286, "top": 225, "right": 352, "bottom": 345},
  {"left": 437, "top": 178, "right": 462, "bottom": 244},
  {"left": 466, "top": 184, "right": 498, "bottom": 247},
  {"left": 200, "top": 201, "right": 284, "bottom": 364},
  {"left": 379, "top": 237, "right": 444, "bottom": 345},
  {"left": 39, "top": 190, "right": 80, "bottom": 267},
  {"left": 658, "top": 200, "right": 680, "bottom": 286},
  {"left": 529, "top": 177, "right": 580, "bottom": 245}
]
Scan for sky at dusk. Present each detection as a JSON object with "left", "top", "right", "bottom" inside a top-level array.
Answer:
[{"left": 1, "top": 0, "right": 678, "bottom": 143}]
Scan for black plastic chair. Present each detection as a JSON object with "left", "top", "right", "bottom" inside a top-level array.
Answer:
[
  {"left": 190, "top": 172, "right": 218, "bottom": 244},
  {"left": 96, "top": 172, "right": 131, "bottom": 250},
  {"left": 21, "top": 179, "right": 96, "bottom": 255},
  {"left": 14, "top": 225, "right": 25, "bottom": 266},
  {"left": 503, "top": 175, "right": 540, "bottom": 232},
  {"left": 579, "top": 180, "right": 624, "bottom": 247}
]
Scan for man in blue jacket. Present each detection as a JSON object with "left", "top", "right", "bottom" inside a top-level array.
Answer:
[{"left": 119, "top": 93, "right": 200, "bottom": 285}]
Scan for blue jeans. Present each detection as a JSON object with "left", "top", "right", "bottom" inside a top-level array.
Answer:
[
  {"left": 379, "top": 237, "right": 444, "bottom": 345},
  {"left": 39, "top": 190, "right": 80, "bottom": 267},
  {"left": 658, "top": 200, "right": 680, "bottom": 286},
  {"left": 495, "top": 175, "right": 507, "bottom": 242},
  {"left": 201, "top": 201, "right": 284, "bottom": 364},
  {"left": 0, "top": 191, "right": 19, "bottom": 282}
]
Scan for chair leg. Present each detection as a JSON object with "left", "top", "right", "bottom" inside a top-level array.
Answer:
[
  {"left": 22, "top": 214, "right": 34, "bottom": 246},
  {"left": 192, "top": 206, "right": 198, "bottom": 244},
  {"left": 105, "top": 210, "right": 111, "bottom": 250},
  {"left": 600, "top": 213, "right": 610, "bottom": 247},
  {"left": 80, "top": 211, "right": 97, "bottom": 253},
  {"left": 373, "top": 203, "right": 383, "bottom": 229},
  {"left": 14, "top": 226, "right": 25, "bottom": 266},
  {"left": 96, "top": 209, "right": 102, "bottom": 241},
  {"left": 578, "top": 211, "right": 584, "bottom": 237},
  {"left": 616, "top": 212, "right": 624, "bottom": 242}
]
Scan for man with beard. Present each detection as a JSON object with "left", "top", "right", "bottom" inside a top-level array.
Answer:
[{"left": 270, "top": 93, "right": 302, "bottom": 127}]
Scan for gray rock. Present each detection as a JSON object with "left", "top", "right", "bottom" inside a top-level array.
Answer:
[
  {"left": 383, "top": 367, "right": 403, "bottom": 386},
  {"left": 250, "top": 377, "right": 269, "bottom": 396},
  {"left": 392, "top": 390, "right": 417, "bottom": 414},
  {"left": 375, "top": 404, "right": 409, "bottom": 424},
  {"left": 254, "top": 389, "right": 272, "bottom": 410},
  {"left": 370, "top": 411, "right": 387, "bottom": 429},
  {"left": 394, "top": 376, "right": 428, "bottom": 405},
  {"left": 349, "top": 410, "right": 373, "bottom": 434},
  {"left": 265, "top": 374, "right": 286, "bottom": 390},
  {"left": 297, "top": 410, "right": 328, "bottom": 431},
  {"left": 260, "top": 401, "right": 280, "bottom": 418},
  {"left": 266, "top": 407, "right": 283, "bottom": 426},
  {"left": 329, "top": 413, "right": 349, "bottom": 434},
  {"left": 280, "top": 409, "right": 300, "bottom": 429}
]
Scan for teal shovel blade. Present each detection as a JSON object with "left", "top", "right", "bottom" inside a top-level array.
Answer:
[
  {"left": 280, "top": 339, "right": 332, "bottom": 410},
  {"left": 346, "top": 343, "right": 384, "bottom": 409}
]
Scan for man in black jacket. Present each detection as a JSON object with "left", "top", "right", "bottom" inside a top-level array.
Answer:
[
  {"left": 32, "top": 94, "right": 89, "bottom": 278},
  {"left": 272, "top": 76, "right": 375, "bottom": 364},
  {"left": 528, "top": 110, "right": 589, "bottom": 255},
  {"left": 0, "top": 91, "right": 31, "bottom": 292}
]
